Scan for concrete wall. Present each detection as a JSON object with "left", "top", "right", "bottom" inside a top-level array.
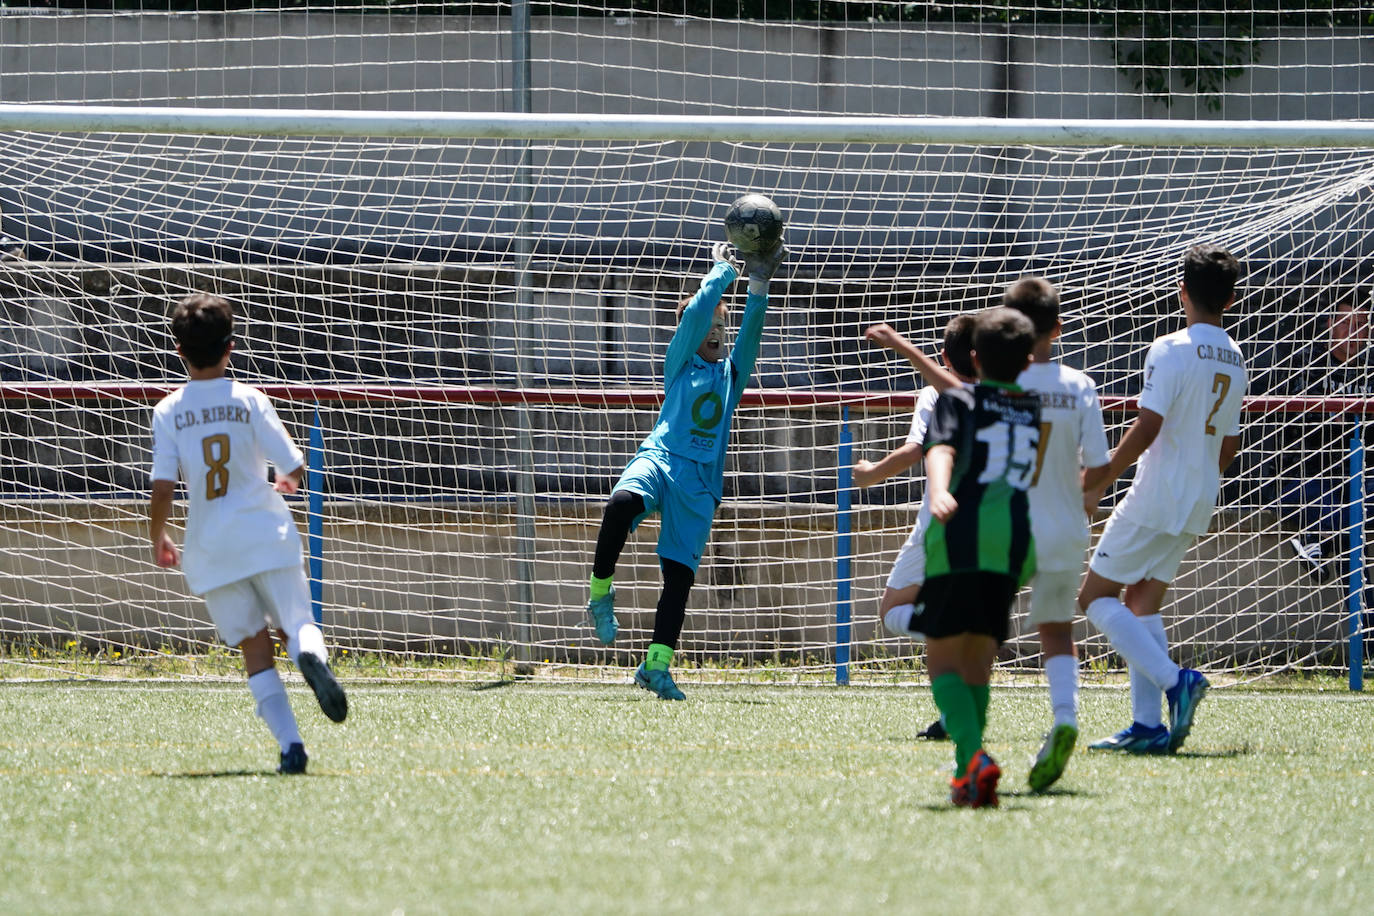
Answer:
[{"left": 4, "top": 16, "right": 1373, "bottom": 119}]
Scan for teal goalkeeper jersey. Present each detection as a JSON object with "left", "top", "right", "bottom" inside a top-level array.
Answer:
[{"left": 636, "top": 260, "right": 770, "bottom": 502}]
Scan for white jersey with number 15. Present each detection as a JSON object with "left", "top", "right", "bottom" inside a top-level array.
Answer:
[
  {"left": 150, "top": 377, "right": 305, "bottom": 596},
  {"left": 1115, "top": 323, "right": 1248, "bottom": 537}
]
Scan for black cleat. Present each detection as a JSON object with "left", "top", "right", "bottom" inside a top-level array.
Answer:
[
  {"left": 277, "top": 742, "right": 308, "bottom": 775},
  {"left": 299, "top": 652, "right": 348, "bottom": 723},
  {"left": 918, "top": 718, "right": 948, "bottom": 741}
]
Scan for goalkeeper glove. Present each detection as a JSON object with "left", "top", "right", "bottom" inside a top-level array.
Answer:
[
  {"left": 711, "top": 240, "right": 742, "bottom": 273},
  {"left": 743, "top": 238, "right": 787, "bottom": 286}
]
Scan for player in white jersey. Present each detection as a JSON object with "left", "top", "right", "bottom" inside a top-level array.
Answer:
[
  {"left": 1001, "top": 277, "right": 1111, "bottom": 791},
  {"left": 855, "top": 315, "right": 975, "bottom": 740},
  {"left": 148, "top": 293, "right": 347, "bottom": 775},
  {"left": 1078, "top": 244, "right": 1247, "bottom": 755}
]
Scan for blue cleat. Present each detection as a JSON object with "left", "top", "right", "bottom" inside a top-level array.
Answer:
[
  {"left": 1088, "top": 722, "right": 1170, "bottom": 755},
  {"left": 634, "top": 663, "right": 685, "bottom": 700},
  {"left": 586, "top": 589, "right": 618, "bottom": 645},
  {"left": 1028, "top": 722, "right": 1078, "bottom": 792},
  {"left": 277, "top": 742, "right": 308, "bottom": 775},
  {"left": 1166, "top": 668, "right": 1209, "bottom": 753}
]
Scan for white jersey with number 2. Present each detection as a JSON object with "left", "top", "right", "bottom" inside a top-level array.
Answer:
[
  {"left": 150, "top": 378, "right": 306, "bottom": 595},
  {"left": 1017, "top": 361, "right": 1110, "bottom": 572},
  {"left": 1114, "top": 323, "right": 1247, "bottom": 537}
]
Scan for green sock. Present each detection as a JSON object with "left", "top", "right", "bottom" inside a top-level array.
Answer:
[
  {"left": 589, "top": 574, "right": 613, "bottom": 601},
  {"left": 645, "top": 642, "right": 674, "bottom": 672},
  {"left": 931, "top": 672, "right": 982, "bottom": 775},
  {"left": 970, "top": 683, "right": 990, "bottom": 733}
]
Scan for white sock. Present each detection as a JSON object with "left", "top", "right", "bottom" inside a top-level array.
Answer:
[
  {"left": 248, "top": 667, "right": 303, "bottom": 752},
  {"left": 883, "top": 603, "right": 924, "bottom": 640},
  {"left": 1085, "top": 597, "right": 1180, "bottom": 693},
  {"left": 1044, "top": 653, "right": 1079, "bottom": 728},
  {"left": 1131, "top": 614, "right": 1169, "bottom": 728},
  {"left": 286, "top": 622, "right": 328, "bottom": 666}
]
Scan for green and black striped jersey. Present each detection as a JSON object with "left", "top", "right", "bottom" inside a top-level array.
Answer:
[{"left": 923, "top": 382, "right": 1040, "bottom": 585}]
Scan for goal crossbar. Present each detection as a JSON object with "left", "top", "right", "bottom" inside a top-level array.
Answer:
[{"left": 5, "top": 104, "right": 1374, "bottom": 148}]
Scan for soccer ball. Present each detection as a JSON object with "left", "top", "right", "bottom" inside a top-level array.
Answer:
[{"left": 723, "top": 194, "right": 784, "bottom": 254}]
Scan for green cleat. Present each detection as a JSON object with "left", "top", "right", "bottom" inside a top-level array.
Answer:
[
  {"left": 1028, "top": 722, "right": 1078, "bottom": 793},
  {"left": 585, "top": 589, "right": 618, "bottom": 645},
  {"left": 634, "top": 663, "right": 685, "bottom": 700}
]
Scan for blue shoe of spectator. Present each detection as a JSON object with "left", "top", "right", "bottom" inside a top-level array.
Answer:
[
  {"left": 1088, "top": 722, "right": 1170, "bottom": 755},
  {"left": 634, "top": 663, "right": 685, "bottom": 700},
  {"left": 586, "top": 589, "right": 618, "bottom": 645},
  {"left": 1166, "top": 668, "right": 1209, "bottom": 753}
]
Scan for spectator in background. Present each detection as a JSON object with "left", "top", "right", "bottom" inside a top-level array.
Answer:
[{"left": 1284, "top": 291, "right": 1372, "bottom": 578}]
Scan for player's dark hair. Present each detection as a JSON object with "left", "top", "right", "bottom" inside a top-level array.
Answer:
[
  {"left": 171, "top": 292, "right": 234, "bottom": 369},
  {"left": 942, "top": 313, "right": 977, "bottom": 378},
  {"left": 1181, "top": 244, "right": 1241, "bottom": 315},
  {"left": 676, "top": 296, "right": 728, "bottom": 321},
  {"left": 1001, "top": 276, "right": 1059, "bottom": 336},
  {"left": 973, "top": 306, "right": 1036, "bottom": 383}
]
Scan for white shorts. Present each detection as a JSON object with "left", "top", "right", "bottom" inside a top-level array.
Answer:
[
  {"left": 1028, "top": 568, "right": 1080, "bottom": 626},
  {"left": 884, "top": 521, "right": 927, "bottom": 592},
  {"left": 202, "top": 565, "right": 313, "bottom": 648},
  {"left": 1088, "top": 514, "right": 1195, "bottom": 586}
]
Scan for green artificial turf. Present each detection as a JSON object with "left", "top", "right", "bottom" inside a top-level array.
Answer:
[{"left": 0, "top": 680, "right": 1370, "bottom": 915}]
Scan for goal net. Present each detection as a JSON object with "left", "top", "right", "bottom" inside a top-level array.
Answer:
[{"left": 0, "top": 5, "right": 1370, "bottom": 684}]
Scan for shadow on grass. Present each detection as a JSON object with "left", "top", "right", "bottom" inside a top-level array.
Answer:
[
  {"left": 155, "top": 769, "right": 346, "bottom": 779},
  {"left": 153, "top": 769, "right": 273, "bottom": 779},
  {"left": 913, "top": 786, "right": 1095, "bottom": 811},
  {"left": 469, "top": 679, "right": 519, "bottom": 692},
  {"left": 1173, "top": 745, "right": 1251, "bottom": 759}
]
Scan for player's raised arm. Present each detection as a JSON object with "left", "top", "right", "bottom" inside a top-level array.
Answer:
[
  {"left": 727, "top": 238, "right": 786, "bottom": 390},
  {"left": 663, "top": 250, "right": 738, "bottom": 383},
  {"left": 863, "top": 323, "right": 962, "bottom": 391}
]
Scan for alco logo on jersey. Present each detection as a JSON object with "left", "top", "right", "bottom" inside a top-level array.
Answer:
[{"left": 689, "top": 392, "right": 724, "bottom": 449}]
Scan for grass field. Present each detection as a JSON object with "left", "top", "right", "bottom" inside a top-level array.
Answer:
[{"left": 1, "top": 678, "right": 1370, "bottom": 915}]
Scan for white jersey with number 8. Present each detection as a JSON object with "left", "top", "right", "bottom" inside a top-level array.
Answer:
[
  {"left": 1115, "top": 323, "right": 1248, "bottom": 537},
  {"left": 150, "top": 378, "right": 306, "bottom": 595}
]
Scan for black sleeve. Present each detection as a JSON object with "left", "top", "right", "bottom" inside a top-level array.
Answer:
[{"left": 925, "top": 388, "right": 972, "bottom": 451}]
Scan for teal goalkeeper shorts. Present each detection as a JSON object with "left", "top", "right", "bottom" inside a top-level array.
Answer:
[{"left": 612, "top": 450, "right": 718, "bottom": 573}]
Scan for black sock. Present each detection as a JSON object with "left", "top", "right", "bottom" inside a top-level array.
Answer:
[
  {"left": 651, "top": 558, "right": 695, "bottom": 648},
  {"left": 592, "top": 490, "right": 645, "bottom": 580}
]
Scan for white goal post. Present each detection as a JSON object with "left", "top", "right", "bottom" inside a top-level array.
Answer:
[{"left": 0, "top": 105, "right": 1369, "bottom": 686}]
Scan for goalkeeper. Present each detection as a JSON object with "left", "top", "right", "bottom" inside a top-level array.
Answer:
[{"left": 584, "top": 237, "right": 787, "bottom": 699}]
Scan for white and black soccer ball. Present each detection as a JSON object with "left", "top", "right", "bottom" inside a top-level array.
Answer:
[{"left": 722, "top": 194, "right": 784, "bottom": 254}]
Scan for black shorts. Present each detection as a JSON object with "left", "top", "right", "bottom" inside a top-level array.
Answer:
[{"left": 915, "top": 572, "right": 1018, "bottom": 645}]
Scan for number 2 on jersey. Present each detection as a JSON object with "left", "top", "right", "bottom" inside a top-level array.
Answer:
[
  {"left": 202, "top": 433, "right": 230, "bottom": 500},
  {"left": 1204, "top": 373, "right": 1231, "bottom": 436}
]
